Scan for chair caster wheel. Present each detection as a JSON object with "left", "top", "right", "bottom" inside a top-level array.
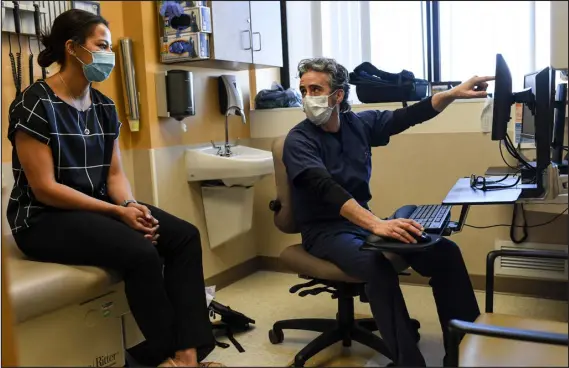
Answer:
[
  {"left": 292, "top": 357, "right": 306, "bottom": 367},
  {"left": 269, "top": 328, "right": 284, "bottom": 344}
]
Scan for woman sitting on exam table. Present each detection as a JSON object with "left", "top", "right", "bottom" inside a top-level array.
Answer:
[{"left": 6, "top": 9, "right": 224, "bottom": 368}]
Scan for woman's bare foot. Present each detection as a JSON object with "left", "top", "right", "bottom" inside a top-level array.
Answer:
[
  {"left": 157, "top": 358, "right": 225, "bottom": 367},
  {"left": 157, "top": 358, "right": 178, "bottom": 367},
  {"left": 199, "top": 363, "right": 226, "bottom": 367},
  {"left": 174, "top": 348, "right": 199, "bottom": 367}
]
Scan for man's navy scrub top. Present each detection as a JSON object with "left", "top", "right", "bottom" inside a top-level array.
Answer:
[{"left": 282, "top": 104, "right": 435, "bottom": 248}]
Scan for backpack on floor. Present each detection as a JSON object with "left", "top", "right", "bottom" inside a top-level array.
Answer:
[{"left": 209, "top": 300, "right": 255, "bottom": 353}]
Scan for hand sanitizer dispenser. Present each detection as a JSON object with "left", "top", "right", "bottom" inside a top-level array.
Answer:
[{"left": 156, "top": 70, "right": 195, "bottom": 132}]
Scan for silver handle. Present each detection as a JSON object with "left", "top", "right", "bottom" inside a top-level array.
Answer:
[
  {"left": 241, "top": 30, "right": 252, "bottom": 50},
  {"left": 253, "top": 32, "right": 261, "bottom": 52}
]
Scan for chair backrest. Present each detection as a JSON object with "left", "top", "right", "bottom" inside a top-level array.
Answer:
[{"left": 271, "top": 136, "right": 301, "bottom": 234}]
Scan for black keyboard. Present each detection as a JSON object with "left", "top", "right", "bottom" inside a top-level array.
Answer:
[{"left": 408, "top": 205, "right": 451, "bottom": 234}]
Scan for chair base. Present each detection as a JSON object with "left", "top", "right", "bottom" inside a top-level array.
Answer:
[{"left": 268, "top": 294, "right": 420, "bottom": 367}]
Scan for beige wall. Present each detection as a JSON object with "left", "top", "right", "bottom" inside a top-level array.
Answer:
[
  {"left": 111, "top": 1, "right": 279, "bottom": 278},
  {"left": 250, "top": 101, "right": 568, "bottom": 276}
]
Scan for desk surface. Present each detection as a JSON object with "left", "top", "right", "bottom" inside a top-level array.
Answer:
[
  {"left": 442, "top": 177, "right": 530, "bottom": 205},
  {"left": 485, "top": 166, "right": 520, "bottom": 176}
]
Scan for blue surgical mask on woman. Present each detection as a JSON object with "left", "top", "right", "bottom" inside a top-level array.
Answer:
[{"left": 75, "top": 45, "right": 115, "bottom": 83}]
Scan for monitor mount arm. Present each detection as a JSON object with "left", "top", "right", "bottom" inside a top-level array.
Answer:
[
  {"left": 508, "top": 88, "right": 537, "bottom": 169},
  {"left": 511, "top": 88, "right": 536, "bottom": 115}
]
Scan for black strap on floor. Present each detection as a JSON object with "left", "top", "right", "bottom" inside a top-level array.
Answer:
[
  {"left": 225, "top": 326, "right": 245, "bottom": 353},
  {"left": 212, "top": 324, "right": 246, "bottom": 353}
]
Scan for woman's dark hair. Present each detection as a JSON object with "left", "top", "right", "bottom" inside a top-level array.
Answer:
[{"left": 37, "top": 9, "right": 109, "bottom": 68}]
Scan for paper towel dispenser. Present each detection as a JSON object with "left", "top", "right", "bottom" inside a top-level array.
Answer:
[
  {"left": 156, "top": 70, "right": 195, "bottom": 121},
  {"left": 218, "top": 75, "right": 245, "bottom": 122}
]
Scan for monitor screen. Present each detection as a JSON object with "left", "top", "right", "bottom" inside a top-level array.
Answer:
[{"left": 491, "top": 54, "right": 513, "bottom": 141}]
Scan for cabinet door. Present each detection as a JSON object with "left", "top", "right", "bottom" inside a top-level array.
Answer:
[
  {"left": 210, "top": 1, "right": 253, "bottom": 64},
  {"left": 250, "top": 1, "right": 283, "bottom": 67}
]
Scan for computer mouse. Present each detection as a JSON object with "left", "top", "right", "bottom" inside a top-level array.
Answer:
[{"left": 415, "top": 232, "right": 432, "bottom": 243}]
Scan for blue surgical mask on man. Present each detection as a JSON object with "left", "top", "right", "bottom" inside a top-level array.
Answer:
[
  {"left": 76, "top": 45, "right": 115, "bottom": 83},
  {"left": 303, "top": 90, "right": 339, "bottom": 126}
]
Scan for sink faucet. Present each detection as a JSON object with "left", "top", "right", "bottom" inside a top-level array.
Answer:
[{"left": 223, "top": 106, "right": 246, "bottom": 157}]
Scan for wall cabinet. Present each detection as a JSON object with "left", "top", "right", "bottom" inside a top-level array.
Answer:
[{"left": 210, "top": 1, "right": 283, "bottom": 68}]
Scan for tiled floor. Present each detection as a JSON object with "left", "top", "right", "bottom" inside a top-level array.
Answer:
[{"left": 204, "top": 271, "right": 567, "bottom": 367}]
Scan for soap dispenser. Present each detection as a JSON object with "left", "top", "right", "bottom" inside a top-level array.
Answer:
[{"left": 156, "top": 70, "right": 195, "bottom": 132}]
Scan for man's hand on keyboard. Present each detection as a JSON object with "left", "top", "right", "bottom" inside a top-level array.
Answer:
[{"left": 371, "top": 218, "right": 424, "bottom": 244}]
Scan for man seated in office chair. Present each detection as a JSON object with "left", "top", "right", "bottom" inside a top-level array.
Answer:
[{"left": 282, "top": 57, "right": 494, "bottom": 367}]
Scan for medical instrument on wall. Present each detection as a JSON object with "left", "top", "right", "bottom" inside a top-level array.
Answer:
[
  {"left": 33, "top": 2, "right": 46, "bottom": 79},
  {"left": 42, "top": 1, "right": 48, "bottom": 31},
  {"left": 12, "top": 1, "right": 23, "bottom": 95},
  {"left": 8, "top": 28, "right": 19, "bottom": 97},
  {"left": 2, "top": 1, "right": 72, "bottom": 90},
  {"left": 28, "top": 31, "right": 34, "bottom": 85}
]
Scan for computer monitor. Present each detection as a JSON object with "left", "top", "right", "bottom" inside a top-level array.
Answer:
[
  {"left": 533, "top": 67, "right": 554, "bottom": 181},
  {"left": 491, "top": 54, "right": 512, "bottom": 141},
  {"left": 551, "top": 82, "right": 567, "bottom": 167},
  {"left": 491, "top": 54, "right": 535, "bottom": 141},
  {"left": 490, "top": 54, "right": 555, "bottom": 198},
  {"left": 521, "top": 72, "right": 537, "bottom": 142}
]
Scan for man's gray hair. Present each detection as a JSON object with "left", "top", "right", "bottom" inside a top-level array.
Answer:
[{"left": 297, "top": 57, "right": 351, "bottom": 113}]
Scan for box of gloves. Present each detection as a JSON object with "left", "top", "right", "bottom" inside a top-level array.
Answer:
[
  {"left": 159, "top": 2, "right": 212, "bottom": 37},
  {"left": 160, "top": 32, "right": 210, "bottom": 63}
]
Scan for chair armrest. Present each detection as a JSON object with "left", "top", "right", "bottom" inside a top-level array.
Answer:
[
  {"left": 361, "top": 234, "right": 442, "bottom": 254},
  {"left": 446, "top": 319, "right": 569, "bottom": 367},
  {"left": 485, "top": 249, "right": 568, "bottom": 313}
]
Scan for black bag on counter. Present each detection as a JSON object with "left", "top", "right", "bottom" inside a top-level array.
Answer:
[
  {"left": 255, "top": 82, "right": 302, "bottom": 109},
  {"left": 349, "top": 62, "right": 428, "bottom": 107}
]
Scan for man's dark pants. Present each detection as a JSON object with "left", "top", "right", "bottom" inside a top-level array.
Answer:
[{"left": 304, "top": 206, "right": 480, "bottom": 366}]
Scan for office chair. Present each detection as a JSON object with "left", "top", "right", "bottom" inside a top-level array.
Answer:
[{"left": 267, "top": 136, "right": 421, "bottom": 367}]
